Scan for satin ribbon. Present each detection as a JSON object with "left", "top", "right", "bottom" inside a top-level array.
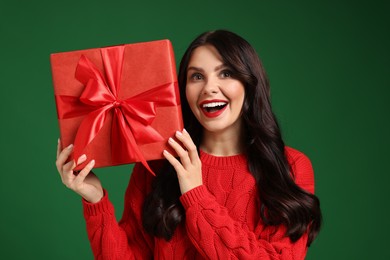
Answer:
[{"left": 55, "top": 45, "right": 179, "bottom": 175}]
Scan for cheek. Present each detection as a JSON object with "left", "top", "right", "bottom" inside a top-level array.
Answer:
[
  {"left": 226, "top": 82, "right": 245, "bottom": 104},
  {"left": 233, "top": 82, "right": 245, "bottom": 96}
]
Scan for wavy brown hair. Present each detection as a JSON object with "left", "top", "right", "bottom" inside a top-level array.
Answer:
[{"left": 142, "top": 30, "right": 322, "bottom": 246}]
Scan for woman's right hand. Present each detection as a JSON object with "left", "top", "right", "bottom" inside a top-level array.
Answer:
[{"left": 56, "top": 139, "right": 104, "bottom": 203}]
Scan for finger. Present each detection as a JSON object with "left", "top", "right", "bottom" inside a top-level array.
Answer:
[
  {"left": 62, "top": 159, "right": 76, "bottom": 174},
  {"left": 63, "top": 154, "right": 86, "bottom": 175},
  {"left": 60, "top": 160, "right": 76, "bottom": 188},
  {"left": 56, "top": 144, "right": 73, "bottom": 172},
  {"left": 73, "top": 159, "right": 95, "bottom": 188},
  {"left": 76, "top": 154, "right": 87, "bottom": 165},
  {"left": 163, "top": 150, "right": 185, "bottom": 174},
  {"left": 176, "top": 129, "right": 199, "bottom": 164},
  {"left": 168, "top": 137, "right": 191, "bottom": 168}
]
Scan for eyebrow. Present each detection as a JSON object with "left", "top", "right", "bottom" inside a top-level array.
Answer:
[{"left": 187, "top": 64, "right": 227, "bottom": 73}]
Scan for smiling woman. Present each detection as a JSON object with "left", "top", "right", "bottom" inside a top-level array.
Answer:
[
  {"left": 56, "top": 29, "right": 322, "bottom": 259},
  {"left": 144, "top": 30, "right": 322, "bottom": 259}
]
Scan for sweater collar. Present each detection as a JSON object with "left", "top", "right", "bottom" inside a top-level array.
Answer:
[{"left": 199, "top": 150, "right": 247, "bottom": 167}]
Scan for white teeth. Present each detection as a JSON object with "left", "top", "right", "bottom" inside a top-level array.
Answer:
[{"left": 202, "top": 102, "right": 227, "bottom": 108}]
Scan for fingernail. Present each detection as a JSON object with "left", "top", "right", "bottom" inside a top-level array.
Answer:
[
  {"left": 67, "top": 144, "right": 73, "bottom": 149},
  {"left": 176, "top": 131, "right": 182, "bottom": 136},
  {"left": 168, "top": 137, "right": 174, "bottom": 143},
  {"left": 183, "top": 128, "right": 188, "bottom": 134},
  {"left": 57, "top": 138, "right": 60, "bottom": 144},
  {"left": 77, "top": 154, "right": 86, "bottom": 165},
  {"left": 90, "top": 159, "right": 95, "bottom": 165},
  {"left": 163, "top": 150, "right": 169, "bottom": 155}
]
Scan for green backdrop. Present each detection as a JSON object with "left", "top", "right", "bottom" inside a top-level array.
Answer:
[{"left": 1, "top": 0, "right": 389, "bottom": 259}]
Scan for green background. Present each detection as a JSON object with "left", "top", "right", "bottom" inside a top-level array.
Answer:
[{"left": 1, "top": 0, "right": 389, "bottom": 259}]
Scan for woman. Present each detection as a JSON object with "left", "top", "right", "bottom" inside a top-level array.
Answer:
[{"left": 56, "top": 30, "right": 322, "bottom": 259}]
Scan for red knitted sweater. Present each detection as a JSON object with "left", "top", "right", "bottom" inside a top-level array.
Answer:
[{"left": 82, "top": 147, "right": 315, "bottom": 259}]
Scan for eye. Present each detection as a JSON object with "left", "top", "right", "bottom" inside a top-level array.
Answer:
[
  {"left": 220, "top": 70, "right": 232, "bottom": 78},
  {"left": 189, "top": 72, "right": 204, "bottom": 81}
]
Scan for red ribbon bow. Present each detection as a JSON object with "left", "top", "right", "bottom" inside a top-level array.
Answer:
[{"left": 55, "top": 45, "right": 179, "bottom": 174}]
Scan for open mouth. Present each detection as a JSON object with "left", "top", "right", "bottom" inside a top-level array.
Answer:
[
  {"left": 200, "top": 101, "right": 228, "bottom": 118},
  {"left": 202, "top": 102, "right": 228, "bottom": 113}
]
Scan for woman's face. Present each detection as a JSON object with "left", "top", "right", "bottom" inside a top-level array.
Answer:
[{"left": 185, "top": 45, "right": 245, "bottom": 135}]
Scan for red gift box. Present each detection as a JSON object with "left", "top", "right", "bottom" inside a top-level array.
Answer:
[{"left": 51, "top": 40, "right": 183, "bottom": 173}]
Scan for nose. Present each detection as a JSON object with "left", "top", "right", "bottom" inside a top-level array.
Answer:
[{"left": 202, "top": 77, "right": 219, "bottom": 95}]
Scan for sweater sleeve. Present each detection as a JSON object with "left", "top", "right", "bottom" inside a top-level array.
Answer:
[
  {"left": 82, "top": 163, "right": 154, "bottom": 259},
  {"left": 179, "top": 148, "right": 314, "bottom": 260}
]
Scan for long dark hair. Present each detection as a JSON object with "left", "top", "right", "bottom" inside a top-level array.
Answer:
[{"left": 142, "top": 30, "right": 322, "bottom": 245}]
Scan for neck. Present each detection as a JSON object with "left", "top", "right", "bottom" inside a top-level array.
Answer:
[{"left": 200, "top": 127, "right": 244, "bottom": 156}]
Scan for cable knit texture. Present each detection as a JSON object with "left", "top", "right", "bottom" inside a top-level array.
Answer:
[{"left": 83, "top": 146, "right": 315, "bottom": 259}]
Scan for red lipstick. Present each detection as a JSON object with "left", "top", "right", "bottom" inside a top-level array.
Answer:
[{"left": 199, "top": 99, "right": 228, "bottom": 118}]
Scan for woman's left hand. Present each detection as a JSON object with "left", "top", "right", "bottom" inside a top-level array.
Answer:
[{"left": 163, "top": 129, "right": 202, "bottom": 195}]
